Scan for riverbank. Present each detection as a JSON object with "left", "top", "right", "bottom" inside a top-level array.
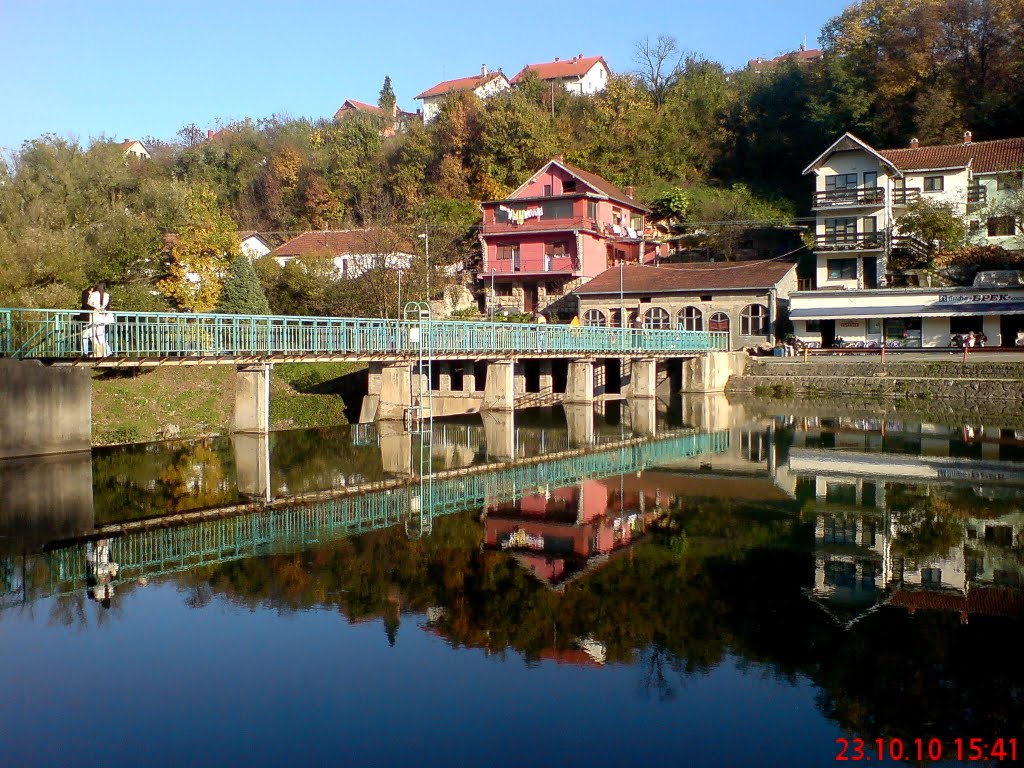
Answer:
[
  {"left": 91, "top": 362, "right": 366, "bottom": 445},
  {"left": 727, "top": 358, "right": 1024, "bottom": 403}
]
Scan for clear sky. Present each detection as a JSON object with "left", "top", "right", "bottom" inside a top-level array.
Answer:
[{"left": 0, "top": 0, "right": 852, "bottom": 152}]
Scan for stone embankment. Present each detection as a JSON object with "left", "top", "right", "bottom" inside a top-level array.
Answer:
[{"left": 726, "top": 359, "right": 1024, "bottom": 402}]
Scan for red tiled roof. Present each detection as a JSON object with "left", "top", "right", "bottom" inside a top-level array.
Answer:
[
  {"left": 890, "top": 586, "right": 1024, "bottom": 617},
  {"left": 879, "top": 137, "right": 1024, "bottom": 173},
  {"left": 415, "top": 71, "right": 506, "bottom": 100},
  {"left": 272, "top": 229, "right": 414, "bottom": 257},
  {"left": 512, "top": 55, "right": 608, "bottom": 84},
  {"left": 560, "top": 160, "right": 644, "bottom": 210},
  {"left": 749, "top": 47, "right": 823, "bottom": 70},
  {"left": 573, "top": 260, "right": 797, "bottom": 295},
  {"left": 336, "top": 99, "right": 386, "bottom": 117}
]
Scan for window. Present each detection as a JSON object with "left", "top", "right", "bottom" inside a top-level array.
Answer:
[
  {"left": 708, "top": 312, "right": 730, "bottom": 333},
  {"left": 988, "top": 215, "right": 1016, "bottom": 237},
  {"left": 541, "top": 200, "right": 574, "bottom": 219},
  {"left": 630, "top": 214, "right": 643, "bottom": 230},
  {"left": 678, "top": 306, "right": 703, "bottom": 331},
  {"left": 496, "top": 244, "right": 518, "bottom": 261},
  {"left": 996, "top": 173, "right": 1022, "bottom": 191},
  {"left": 824, "top": 217, "right": 857, "bottom": 242},
  {"left": 825, "top": 173, "right": 858, "bottom": 191},
  {"left": 922, "top": 567, "right": 942, "bottom": 584},
  {"left": 827, "top": 258, "right": 858, "bottom": 280},
  {"left": 543, "top": 184, "right": 552, "bottom": 196},
  {"left": 563, "top": 179, "right": 577, "bottom": 192},
  {"left": 544, "top": 242, "right": 568, "bottom": 257},
  {"left": 924, "top": 175, "right": 944, "bottom": 192},
  {"left": 741, "top": 304, "right": 769, "bottom": 336},
  {"left": 969, "top": 219, "right": 981, "bottom": 232},
  {"left": 583, "top": 309, "right": 606, "bottom": 327},
  {"left": 545, "top": 281, "right": 561, "bottom": 296},
  {"left": 644, "top": 307, "right": 670, "bottom": 329},
  {"left": 863, "top": 171, "right": 877, "bottom": 187},
  {"left": 587, "top": 200, "right": 597, "bottom": 219}
]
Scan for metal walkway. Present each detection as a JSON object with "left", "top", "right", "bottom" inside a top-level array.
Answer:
[
  {"left": 1, "top": 429, "right": 729, "bottom": 608},
  {"left": 0, "top": 308, "right": 728, "bottom": 362}
]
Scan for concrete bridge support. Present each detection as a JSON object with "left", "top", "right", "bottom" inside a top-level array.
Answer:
[
  {"left": 630, "top": 359, "right": 657, "bottom": 399},
  {"left": 681, "top": 352, "right": 748, "bottom": 393},
  {"left": 379, "top": 421, "right": 414, "bottom": 476},
  {"left": 0, "top": 451, "right": 95, "bottom": 551},
  {"left": 482, "top": 360, "right": 515, "bottom": 411},
  {"left": 234, "top": 363, "right": 272, "bottom": 433},
  {"left": 233, "top": 433, "right": 271, "bottom": 501},
  {"left": 565, "top": 359, "right": 595, "bottom": 404},
  {"left": 0, "top": 359, "right": 92, "bottom": 459},
  {"left": 377, "top": 363, "right": 412, "bottom": 422},
  {"left": 482, "top": 410, "right": 516, "bottom": 460},
  {"left": 629, "top": 398, "right": 658, "bottom": 437},
  {"left": 564, "top": 403, "right": 595, "bottom": 446}
]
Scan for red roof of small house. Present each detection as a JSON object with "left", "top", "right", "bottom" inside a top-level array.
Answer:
[
  {"left": 879, "top": 137, "right": 1024, "bottom": 174},
  {"left": 334, "top": 99, "right": 388, "bottom": 119},
  {"left": 512, "top": 55, "right": 608, "bottom": 83},
  {"left": 748, "top": 47, "right": 823, "bottom": 71},
  {"left": 497, "top": 157, "right": 647, "bottom": 212},
  {"left": 272, "top": 229, "right": 415, "bottom": 258},
  {"left": 415, "top": 71, "right": 506, "bottom": 100},
  {"left": 573, "top": 260, "right": 797, "bottom": 295}
]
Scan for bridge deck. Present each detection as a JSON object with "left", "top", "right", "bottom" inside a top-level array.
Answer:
[{"left": 2, "top": 308, "right": 728, "bottom": 363}]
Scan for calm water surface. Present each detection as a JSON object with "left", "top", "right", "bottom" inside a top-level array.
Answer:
[{"left": 2, "top": 397, "right": 1022, "bottom": 767}]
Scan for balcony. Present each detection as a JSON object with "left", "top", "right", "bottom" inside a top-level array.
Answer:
[
  {"left": 813, "top": 187, "right": 885, "bottom": 209},
  {"left": 814, "top": 233, "right": 885, "bottom": 252},
  {"left": 967, "top": 184, "right": 987, "bottom": 207},
  {"left": 484, "top": 254, "right": 581, "bottom": 276},
  {"left": 796, "top": 278, "right": 815, "bottom": 292},
  {"left": 892, "top": 188, "right": 921, "bottom": 206},
  {"left": 481, "top": 216, "right": 599, "bottom": 236}
]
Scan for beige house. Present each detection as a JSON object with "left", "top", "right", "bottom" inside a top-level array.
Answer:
[
  {"left": 571, "top": 260, "right": 798, "bottom": 350},
  {"left": 415, "top": 67, "right": 510, "bottom": 123}
]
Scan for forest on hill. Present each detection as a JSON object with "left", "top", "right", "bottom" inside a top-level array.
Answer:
[{"left": 1, "top": 0, "right": 1021, "bottom": 314}]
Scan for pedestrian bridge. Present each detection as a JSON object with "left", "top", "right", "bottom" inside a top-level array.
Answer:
[{"left": 0, "top": 307, "right": 727, "bottom": 363}]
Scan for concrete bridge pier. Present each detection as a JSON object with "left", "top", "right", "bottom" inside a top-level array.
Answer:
[
  {"left": 377, "top": 363, "right": 413, "bottom": 422},
  {"left": 0, "top": 451, "right": 95, "bottom": 551},
  {"left": 0, "top": 360, "right": 92, "bottom": 459},
  {"left": 565, "top": 359, "right": 595, "bottom": 404},
  {"left": 629, "top": 398, "right": 658, "bottom": 437},
  {"left": 379, "top": 421, "right": 414, "bottom": 476},
  {"left": 630, "top": 358, "right": 657, "bottom": 399},
  {"left": 482, "top": 410, "right": 515, "bottom": 460},
  {"left": 234, "top": 363, "right": 272, "bottom": 433},
  {"left": 482, "top": 360, "right": 515, "bottom": 411}
]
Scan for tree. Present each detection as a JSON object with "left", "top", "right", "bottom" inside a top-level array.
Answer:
[
  {"left": 633, "top": 35, "right": 685, "bottom": 107},
  {"left": 378, "top": 75, "right": 397, "bottom": 117},
  {"left": 217, "top": 254, "right": 271, "bottom": 314},
  {"left": 157, "top": 185, "right": 240, "bottom": 312},
  {"left": 895, "top": 198, "right": 967, "bottom": 259}
]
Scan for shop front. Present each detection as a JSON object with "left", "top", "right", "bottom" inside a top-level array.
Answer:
[{"left": 791, "top": 288, "right": 1024, "bottom": 348}]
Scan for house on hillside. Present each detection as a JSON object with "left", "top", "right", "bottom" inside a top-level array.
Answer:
[
  {"left": 272, "top": 230, "right": 416, "bottom": 277},
  {"left": 415, "top": 67, "right": 510, "bottom": 124},
  {"left": 478, "top": 156, "right": 662, "bottom": 316},
  {"left": 511, "top": 55, "right": 610, "bottom": 95},
  {"left": 239, "top": 231, "right": 273, "bottom": 260},
  {"left": 333, "top": 99, "right": 419, "bottom": 137},
  {"left": 571, "top": 260, "right": 797, "bottom": 350},
  {"left": 119, "top": 140, "right": 150, "bottom": 160},
  {"left": 748, "top": 44, "right": 823, "bottom": 72},
  {"left": 791, "top": 131, "right": 1024, "bottom": 348}
]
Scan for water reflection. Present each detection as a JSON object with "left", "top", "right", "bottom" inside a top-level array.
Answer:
[{"left": 2, "top": 398, "right": 1024, "bottom": 764}]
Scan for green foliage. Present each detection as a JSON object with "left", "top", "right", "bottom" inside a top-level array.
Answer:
[
  {"left": 896, "top": 198, "right": 968, "bottom": 256},
  {"left": 378, "top": 75, "right": 397, "bottom": 115},
  {"left": 217, "top": 255, "right": 271, "bottom": 314}
]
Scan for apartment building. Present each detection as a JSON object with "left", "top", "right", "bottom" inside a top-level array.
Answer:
[{"left": 792, "top": 131, "right": 1024, "bottom": 347}]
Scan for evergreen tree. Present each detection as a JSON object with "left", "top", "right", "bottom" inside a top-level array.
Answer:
[
  {"left": 217, "top": 254, "right": 271, "bottom": 314},
  {"left": 378, "top": 75, "right": 397, "bottom": 116}
]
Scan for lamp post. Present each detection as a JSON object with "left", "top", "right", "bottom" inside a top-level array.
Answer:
[{"left": 418, "top": 228, "right": 430, "bottom": 303}]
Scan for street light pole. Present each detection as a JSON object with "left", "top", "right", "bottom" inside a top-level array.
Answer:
[{"left": 418, "top": 228, "right": 430, "bottom": 303}]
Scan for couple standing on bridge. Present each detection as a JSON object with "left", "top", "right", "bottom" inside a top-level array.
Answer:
[{"left": 81, "top": 282, "right": 113, "bottom": 357}]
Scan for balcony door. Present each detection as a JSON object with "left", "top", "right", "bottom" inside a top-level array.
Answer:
[
  {"left": 864, "top": 257, "right": 878, "bottom": 289},
  {"left": 523, "top": 285, "right": 538, "bottom": 313}
]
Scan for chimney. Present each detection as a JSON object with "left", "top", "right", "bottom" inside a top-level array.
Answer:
[
  {"left": 554, "top": 57, "right": 560, "bottom": 62},
  {"left": 481, "top": 64, "right": 488, "bottom": 77},
  {"left": 910, "top": 137, "right": 919, "bottom": 149},
  {"left": 207, "top": 129, "right": 214, "bottom": 140},
  {"left": 554, "top": 154, "right": 564, "bottom": 162},
  {"left": 625, "top": 185, "right": 635, "bottom": 199},
  {"left": 964, "top": 130, "right": 973, "bottom": 145}
]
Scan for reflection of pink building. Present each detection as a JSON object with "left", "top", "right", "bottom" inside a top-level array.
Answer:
[
  {"left": 483, "top": 479, "right": 662, "bottom": 590},
  {"left": 479, "top": 157, "right": 663, "bottom": 316}
]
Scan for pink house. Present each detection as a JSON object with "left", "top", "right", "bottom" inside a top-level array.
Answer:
[{"left": 479, "top": 157, "right": 662, "bottom": 317}]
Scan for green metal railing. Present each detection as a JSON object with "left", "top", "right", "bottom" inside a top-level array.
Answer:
[
  {"left": 0, "top": 308, "right": 729, "bottom": 359},
  {"left": 1, "top": 429, "right": 729, "bottom": 606}
]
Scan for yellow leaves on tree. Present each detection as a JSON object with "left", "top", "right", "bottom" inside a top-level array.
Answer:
[{"left": 157, "top": 185, "right": 240, "bottom": 312}]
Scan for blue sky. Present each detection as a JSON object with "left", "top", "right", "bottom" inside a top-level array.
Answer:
[{"left": 0, "top": 0, "right": 852, "bottom": 152}]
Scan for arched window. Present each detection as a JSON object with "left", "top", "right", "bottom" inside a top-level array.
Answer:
[
  {"left": 643, "top": 307, "right": 671, "bottom": 330},
  {"left": 678, "top": 306, "right": 703, "bottom": 332},
  {"left": 709, "top": 312, "right": 730, "bottom": 333},
  {"left": 741, "top": 304, "right": 770, "bottom": 336},
  {"left": 583, "top": 309, "right": 606, "bottom": 327}
]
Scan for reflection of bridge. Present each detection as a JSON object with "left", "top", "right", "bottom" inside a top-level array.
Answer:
[
  {"left": 1, "top": 429, "right": 729, "bottom": 608},
  {"left": 0, "top": 307, "right": 737, "bottom": 458}
]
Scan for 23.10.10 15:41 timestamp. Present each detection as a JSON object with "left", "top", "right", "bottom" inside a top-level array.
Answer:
[{"left": 836, "top": 737, "right": 1018, "bottom": 762}]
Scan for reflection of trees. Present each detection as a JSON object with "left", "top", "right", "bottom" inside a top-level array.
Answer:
[
  {"left": 268, "top": 428, "right": 385, "bottom": 494},
  {"left": 887, "top": 484, "right": 968, "bottom": 564}
]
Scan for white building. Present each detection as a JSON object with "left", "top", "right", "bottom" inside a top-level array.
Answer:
[
  {"left": 792, "top": 132, "right": 1024, "bottom": 347},
  {"left": 272, "top": 230, "right": 414, "bottom": 277},
  {"left": 415, "top": 67, "right": 510, "bottom": 124},
  {"left": 239, "top": 231, "right": 272, "bottom": 260},
  {"left": 511, "top": 55, "right": 610, "bottom": 96},
  {"left": 119, "top": 139, "right": 150, "bottom": 160}
]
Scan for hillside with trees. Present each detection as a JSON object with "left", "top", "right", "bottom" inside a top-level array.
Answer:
[{"left": 1, "top": 0, "right": 1021, "bottom": 315}]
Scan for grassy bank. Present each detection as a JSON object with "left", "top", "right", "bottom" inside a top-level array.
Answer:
[{"left": 92, "top": 362, "right": 366, "bottom": 445}]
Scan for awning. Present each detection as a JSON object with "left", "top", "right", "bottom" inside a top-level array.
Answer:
[{"left": 791, "top": 302, "right": 1024, "bottom": 320}]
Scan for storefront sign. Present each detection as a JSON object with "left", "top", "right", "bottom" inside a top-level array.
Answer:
[
  {"left": 839, "top": 320, "right": 861, "bottom": 328},
  {"left": 937, "top": 292, "right": 1014, "bottom": 303}
]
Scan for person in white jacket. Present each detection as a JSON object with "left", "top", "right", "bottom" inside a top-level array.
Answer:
[{"left": 83, "top": 281, "right": 112, "bottom": 357}]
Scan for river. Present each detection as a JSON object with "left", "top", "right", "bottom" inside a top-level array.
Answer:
[{"left": 1, "top": 395, "right": 1021, "bottom": 767}]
